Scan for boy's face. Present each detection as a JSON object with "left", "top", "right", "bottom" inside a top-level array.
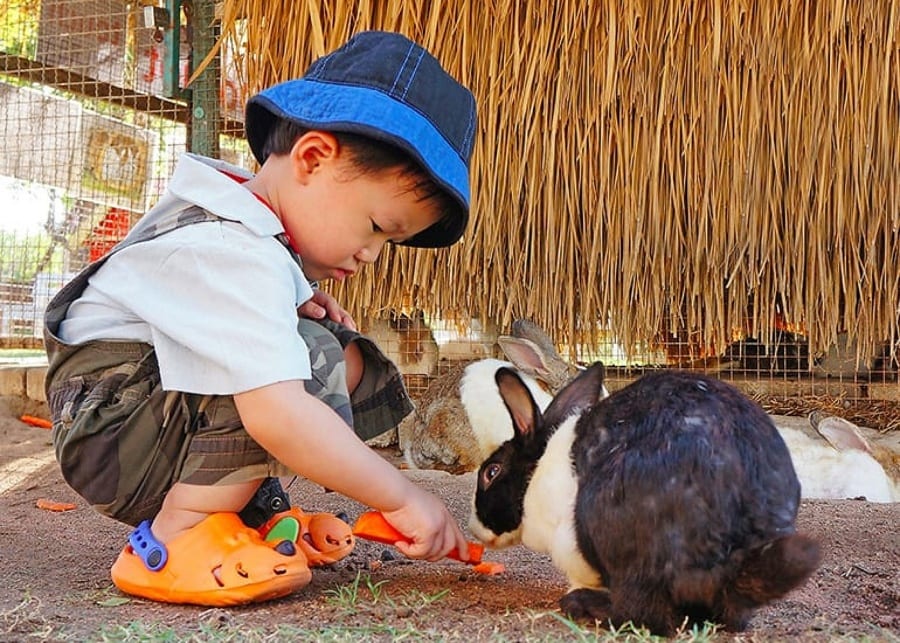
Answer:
[{"left": 279, "top": 133, "right": 441, "bottom": 282}]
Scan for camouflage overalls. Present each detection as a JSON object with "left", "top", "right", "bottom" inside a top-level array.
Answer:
[{"left": 44, "top": 206, "right": 413, "bottom": 527}]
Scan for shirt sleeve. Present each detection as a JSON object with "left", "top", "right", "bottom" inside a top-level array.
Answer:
[{"left": 94, "top": 221, "right": 314, "bottom": 394}]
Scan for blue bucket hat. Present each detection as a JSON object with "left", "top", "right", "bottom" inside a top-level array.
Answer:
[{"left": 245, "top": 31, "right": 478, "bottom": 248}]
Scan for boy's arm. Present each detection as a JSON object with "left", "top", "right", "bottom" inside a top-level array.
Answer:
[{"left": 233, "top": 380, "right": 468, "bottom": 561}]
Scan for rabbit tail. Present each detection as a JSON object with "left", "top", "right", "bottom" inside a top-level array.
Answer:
[{"left": 723, "top": 534, "right": 821, "bottom": 627}]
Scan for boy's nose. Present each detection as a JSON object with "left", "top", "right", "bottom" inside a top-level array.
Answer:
[{"left": 356, "top": 241, "right": 384, "bottom": 264}]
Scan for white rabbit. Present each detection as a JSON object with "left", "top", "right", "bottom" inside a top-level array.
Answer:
[{"left": 774, "top": 412, "right": 899, "bottom": 503}]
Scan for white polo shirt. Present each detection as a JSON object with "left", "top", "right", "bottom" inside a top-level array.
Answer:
[{"left": 58, "top": 154, "right": 315, "bottom": 395}]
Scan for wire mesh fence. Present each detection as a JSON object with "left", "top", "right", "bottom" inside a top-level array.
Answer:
[
  {"left": 0, "top": 0, "right": 250, "bottom": 348},
  {"left": 0, "top": 2, "right": 897, "bottom": 425}
]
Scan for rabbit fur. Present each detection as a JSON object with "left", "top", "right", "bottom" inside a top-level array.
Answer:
[
  {"left": 783, "top": 411, "right": 900, "bottom": 502},
  {"left": 413, "top": 343, "right": 898, "bottom": 502},
  {"left": 397, "top": 320, "right": 897, "bottom": 501},
  {"left": 470, "top": 364, "right": 822, "bottom": 635},
  {"left": 399, "top": 319, "right": 587, "bottom": 473}
]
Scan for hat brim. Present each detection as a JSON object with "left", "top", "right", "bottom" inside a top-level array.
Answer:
[{"left": 246, "top": 80, "right": 470, "bottom": 248}]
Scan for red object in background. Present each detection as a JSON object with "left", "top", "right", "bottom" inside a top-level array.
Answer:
[
  {"left": 20, "top": 415, "right": 52, "bottom": 429},
  {"left": 88, "top": 208, "right": 132, "bottom": 262}
]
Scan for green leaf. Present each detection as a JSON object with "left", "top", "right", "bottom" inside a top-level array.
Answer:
[{"left": 95, "top": 596, "right": 131, "bottom": 607}]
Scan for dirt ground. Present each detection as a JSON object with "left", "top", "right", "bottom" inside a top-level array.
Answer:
[{"left": 1, "top": 396, "right": 898, "bottom": 642}]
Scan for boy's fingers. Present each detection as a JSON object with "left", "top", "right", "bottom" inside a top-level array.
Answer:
[
  {"left": 431, "top": 529, "right": 457, "bottom": 562},
  {"left": 298, "top": 301, "right": 326, "bottom": 319},
  {"left": 326, "top": 304, "right": 355, "bottom": 329},
  {"left": 316, "top": 300, "right": 356, "bottom": 329},
  {"left": 453, "top": 526, "right": 470, "bottom": 561},
  {"left": 393, "top": 540, "right": 422, "bottom": 559},
  {"left": 389, "top": 531, "right": 446, "bottom": 561}
]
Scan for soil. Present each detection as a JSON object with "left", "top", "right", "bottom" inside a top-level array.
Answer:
[{"left": 1, "top": 396, "right": 897, "bottom": 642}]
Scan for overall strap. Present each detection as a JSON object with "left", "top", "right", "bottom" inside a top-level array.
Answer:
[
  {"left": 114, "top": 206, "right": 222, "bottom": 249},
  {"left": 274, "top": 233, "right": 304, "bottom": 271},
  {"left": 44, "top": 206, "right": 221, "bottom": 333}
]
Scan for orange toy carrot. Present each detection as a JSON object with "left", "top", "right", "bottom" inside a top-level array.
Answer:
[
  {"left": 20, "top": 415, "right": 52, "bottom": 429},
  {"left": 352, "top": 510, "right": 486, "bottom": 565}
]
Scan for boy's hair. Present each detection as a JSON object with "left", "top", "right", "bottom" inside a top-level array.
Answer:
[{"left": 262, "top": 119, "right": 463, "bottom": 240}]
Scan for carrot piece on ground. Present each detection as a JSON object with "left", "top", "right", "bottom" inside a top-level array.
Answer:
[
  {"left": 36, "top": 498, "right": 77, "bottom": 512},
  {"left": 20, "top": 415, "right": 52, "bottom": 429},
  {"left": 472, "top": 561, "right": 505, "bottom": 575}
]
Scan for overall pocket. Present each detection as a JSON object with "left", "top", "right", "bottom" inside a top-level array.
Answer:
[{"left": 52, "top": 359, "right": 159, "bottom": 507}]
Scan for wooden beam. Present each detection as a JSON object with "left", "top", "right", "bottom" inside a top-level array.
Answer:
[
  {"left": 0, "top": 53, "right": 244, "bottom": 134},
  {"left": 0, "top": 53, "right": 190, "bottom": 121}
]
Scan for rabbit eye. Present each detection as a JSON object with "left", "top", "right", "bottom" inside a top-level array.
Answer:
[{"left": 482, "top": 463, "right": 502, "bottom": 486}]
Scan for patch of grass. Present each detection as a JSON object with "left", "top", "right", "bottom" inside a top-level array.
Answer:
[
  {"left": 323, "top": 571, "right": 451, "bottom": 621},
  {"left": 47, "top": 608, "right": 900, "bottom": 643},
  {"left": 9, "top": 577, "right": 892, "bottom": 643},
  {"left": 97, "top": 621, "right": 183, "bottom": 642},
  {"left": 525, "top": 611, "right": 724, "bottom": 642},
  {"left": 95, "top": 618, "right": 434, "bottom": 642},
  {"left": 324, "top": 571, "right": 390, "bottom": 610},
  {"left": 1, "top": 594, "right": 54, "bottom": 640},
  {"left": 282, "top": 622, "right": 432, "bottom": 642}
]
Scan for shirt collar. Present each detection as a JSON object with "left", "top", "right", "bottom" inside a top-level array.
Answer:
[{"left": 166, "top": 153, "right": 284, "bottom": 238}]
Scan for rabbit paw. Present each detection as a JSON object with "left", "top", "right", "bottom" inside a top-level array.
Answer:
[{"left": 559, "top": 587, "right": 612, "bottom": 621}]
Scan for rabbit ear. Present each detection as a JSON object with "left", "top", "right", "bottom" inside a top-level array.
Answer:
[
  {"left": 498, "top": 335, "right": 576, "bottom": 389},
  {"left": 497, "top": 336, "right": 553, "bottom": 378},
  {"left": 809, "top": 412, "right": 873, "bottom": 454},
  {"left": 510, "top": 319, "right": 559, "bottom": 353},
  {"left": 541, "top": 362, "right": 607, "bottom": 428},
  {"left": 495, "top": 367, "right": 542, "bottom": 438},
  {"left": 500, "top": 320, "right": 582, "bottom": 392}
]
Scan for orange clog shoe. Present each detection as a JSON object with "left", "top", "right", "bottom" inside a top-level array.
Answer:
[
  {"left": 258, "top": 507, "right": 355, "bottom": 566},
  {"left": 110, "top": 512, "right": 312, "bottom": 606}
]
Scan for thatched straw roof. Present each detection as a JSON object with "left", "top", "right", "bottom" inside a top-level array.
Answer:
[{"left": 213, "top": 1, "right": 899, "bottom": 361}]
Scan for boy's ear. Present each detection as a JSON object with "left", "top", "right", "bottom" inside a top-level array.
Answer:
[{"left": 290, "top": 131, "right": 340, "bottom": 181}]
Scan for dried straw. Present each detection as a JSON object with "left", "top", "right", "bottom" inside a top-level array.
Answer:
[{"left": 210, "top": 1, "right": 899, "bottom": 363}]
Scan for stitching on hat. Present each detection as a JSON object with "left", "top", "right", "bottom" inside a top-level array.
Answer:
[
  {"left": 461, "top": 93, "right": 476, "bottom": 155},
  {"left": 389, "top": 43, "right": 416, "bottom": 97},
  {"left": 311, "top": 54, "right": 330, "bottom": 80},
  {"left": 400, "top": 48, "right": 426, "bottom": 100}
]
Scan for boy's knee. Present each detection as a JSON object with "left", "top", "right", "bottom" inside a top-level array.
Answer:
[{"left": 344, "top": 341, "right": 364, "bottom": 393}]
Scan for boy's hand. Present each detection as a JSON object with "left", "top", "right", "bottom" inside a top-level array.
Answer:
[
  {"left": 380, "top": 488, "right": 470, "bottom": 562},
  {"left": 298, "top": 289, "right": 357, "bottom": 330}
]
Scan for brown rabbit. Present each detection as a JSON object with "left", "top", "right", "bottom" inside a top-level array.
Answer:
[{"left": 398, "top": 319, "right": 585, "bottom": 473}]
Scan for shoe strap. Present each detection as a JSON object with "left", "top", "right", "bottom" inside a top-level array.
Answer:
[{"left": 129, "top": 520, "right": 168, "bottom": 571}]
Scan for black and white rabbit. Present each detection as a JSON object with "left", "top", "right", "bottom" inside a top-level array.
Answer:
[{"left": 469, "top": 363, "right": 822, "bottom": 635}]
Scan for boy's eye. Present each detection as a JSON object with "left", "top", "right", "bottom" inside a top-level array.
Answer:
[{"left": 371, "top": 220, "right": 383, "bottom": 233}]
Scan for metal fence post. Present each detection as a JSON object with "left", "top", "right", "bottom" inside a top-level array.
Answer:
[{"left": 187, "top": 0, "right": 219, "bottom": 157}]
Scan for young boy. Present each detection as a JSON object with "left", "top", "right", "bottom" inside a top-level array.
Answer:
[{"left": 43, "top": 31, "right": 478, "bottom": 606}]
